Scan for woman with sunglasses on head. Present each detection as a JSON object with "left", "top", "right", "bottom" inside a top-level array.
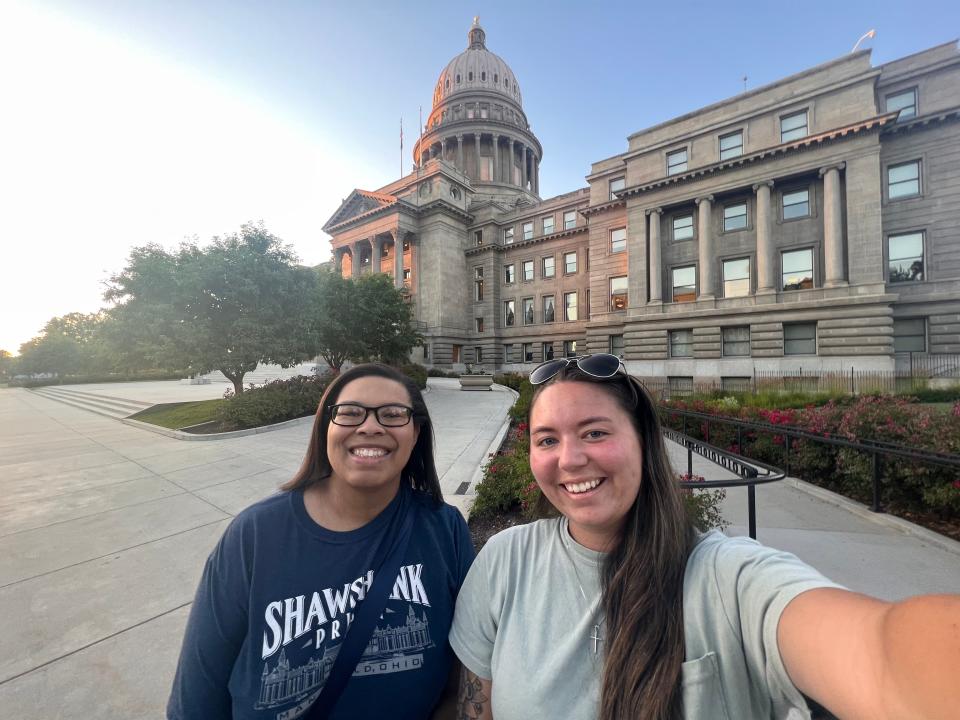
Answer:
[
  {"left": 450, "top": 354, "right": 959, "bottom": 720},
  {"left": 168, "top": 364, "right": 473, "bottom": 720}
]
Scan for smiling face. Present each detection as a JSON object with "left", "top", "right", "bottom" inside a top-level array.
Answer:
[
  {"left": 529, "top": 380, "right": 643, "bottom": 551},
  {"left": 325, "top": 376, "right": 420, "bottom": 500}
]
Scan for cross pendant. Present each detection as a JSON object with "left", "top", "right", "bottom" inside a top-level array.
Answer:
[{"left": 590, "top": 624, "right": 601, "bottom": 654}]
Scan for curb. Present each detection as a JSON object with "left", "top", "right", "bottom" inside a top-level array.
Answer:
[
  {"left": 121, "top": 414, "right": 315, "bottom": 441},
  {"left": 785, "top": 476, "right": 960, "bottom": 557},
  {"left": 459, "top": 384, "right": 520, "bottom": 515}
]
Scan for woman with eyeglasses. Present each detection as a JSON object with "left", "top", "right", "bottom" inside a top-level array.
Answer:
[
  {"left": 168, "top": 364, "right": 473, "bottom": 720},
  {"left": 450, "top": 354, "right": 959, "bottom": 720}
]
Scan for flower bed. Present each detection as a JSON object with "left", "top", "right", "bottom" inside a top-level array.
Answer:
[{"left": 660, "top": 395, "right": 960, "bottom": 527}]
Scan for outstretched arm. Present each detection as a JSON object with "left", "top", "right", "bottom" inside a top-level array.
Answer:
[
  {"left": 456, "top": 667, "right": 493, "bottom": 720},
  {"left": 779, "top": 588, "right": 960, "bottom": 720}
]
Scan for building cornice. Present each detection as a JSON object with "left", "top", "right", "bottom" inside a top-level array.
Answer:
[
  {"left": 618, "top": 114, "right": 896, "bottom": 201},
  {"left": 465, "top": 225, "right": 588, "bottom": 256},
  {"left": 880, "top": 107, "right": 960, "bottom": 136},
  {"left": 580, "top": 198, "right": 626, "bottom": 217}
]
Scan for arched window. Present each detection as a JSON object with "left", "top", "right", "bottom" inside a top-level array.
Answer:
[
  {"left": 468, "top": 71, "right": 473, "bottom": 81},
  {"left": 504, "top": 78, "right": 509, "bottom": 88},
  {"left": 456, "top": 74, "right": 461, "bottom": 83},
  {"left": 481, "top": 71, "right": 486, "bottom": 81},
  {"left": 494, "top": 73, "right": 499, "bottom": 83},
  {"left": 445, "top": 79, "right": 449, "bottom": 89}
]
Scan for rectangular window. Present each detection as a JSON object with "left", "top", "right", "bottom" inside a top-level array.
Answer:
[
  {"left": 522, "top": 297, "right": 534, "bottom": 325},
  {"left": 543, "top": 295, "right": 555, "bottom": 323},
  {"left": 782, "top": 248, "right": 813, "bottom": 291},
  {"left": 723, "top": 202, "right": 748, "bottom": 231},
  {"left": 610, "top": 227, "right": 627, "bottom": 253},
  {"left": 784, "top": 323, "right": 816, "bottom": 355},
  {"left": 722, "top": 257, "right": 750, "bottom": 297},
  {"left": 672, "top": 265, "right": 697, "bottom": 302},
  {"left": 503, "top": 226, "right": 514, "bottom": 244},
  {"left": 609, "top": 176, "right": 625, "bottom": 200},
  {"left": 888, "top": 232, "right": 924, "bottom": 282},
  {"left": 886, "top": 88, "right": 917, "bottom": 121},
  {"left": 504, "top": 264, "right": 515, "bottom": 284},
  {"left": 402, "top": 268, "right": 411, "bottom": 285},
  {"left": 673, "top": 214, "right": 694, "bottom": 241},
  {"left": 563, "top": 340, "right": 578, "bottom": 358},
  {"left": 667, "top": 148, "right": 687, "bottom": 175},
  {"left": 719, "top": 130, "right": 743, "bottom": 160},
  {"left": 610, "top": 276, "right": 628, "bottom": 310},
  {"left": 721, "top": 376, "right": 752, "bottom": 393},
  {"left": 522, "top": 260, "right": 534, "bottom": 282},
  {"left": 668, "top": 376, "right": 694, "bottom": 397},
  {"left": 888, "top": 160, "right": 920, "bottom": 199},
  {"left": 609, "top": 334, "right": 625, "bottom": 357},
  {"left": 474, "top": 230, "right": 483, "bottom": 246},
  {"left": 474, "top": 267, "right": 484, "bottom": 301},
  {"left": 503, "top": 300, "right": 515, "bottom": 327},
  {"left": 542, "top": 215, "right": 555, "bottom": 235},
  {"left": 564, "top": 251, "right": 577, "bottom": 274},
  {"left": 669, "top": 330, "right": 693, "bottom": 358},
  {"left": 522, "top": 222, "right": 534, "bottom": 241},
  {"left": 475, "top": 346, "right": 483, "bottom": 363},
  {"left": 780, "top": 110, "right": 808, "bottom": 142},
  {"left": 523, "top": 343, "right": 534, "bottom": 362},
  {"left": 782, "top": 189, "right": 810, "bottom": 220},
  {"left": 585, "top": 289, "right": 591, "bottom": 319},
  {"left": 564, "top": 291, "right": 578, "bottom": 321},
  {"left": 503, "top": 344, "right": 513, "bottom": 363},
  {"left": 893, "top": 318, "right": 926, "bottom": 353},
  {"left": 542, "top": 342, "right": 555, "bottom": 361},
  {"left": 542, "top": 256, "right": 555, "bottom": 278},
  {"left": 563, "top": 210, "right": 577, "bottom": 230},
  {"left": 475, "top": 317, "right": 484, "bottom": 333},
  {"left": 452, "top": 344, "right": 461, "bottom": 363},
  {"left": 722, "top": 326, "right": 751, "bottom": 357}
]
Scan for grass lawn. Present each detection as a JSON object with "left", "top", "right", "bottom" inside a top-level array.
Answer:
[
  {"left": 130, "top": 399, "right": 224, "bottom": 429},
  {"left": 921, "top": 402, "right": 956, "bottom": 413}
]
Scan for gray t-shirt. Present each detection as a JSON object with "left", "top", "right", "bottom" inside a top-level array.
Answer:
[{"left": 450, "top": 519, "right": 842, "bottom": 719}]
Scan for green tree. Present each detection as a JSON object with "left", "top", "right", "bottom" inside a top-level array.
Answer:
[
  {"left": 0, "top": 349, "right": 13, "bottom": 381},
  {"left": 310, "top": 270, "right": 421, "bottom": 372},
  {"left": 105, "top": 222, "right": 315, "bottom": 394},
  {"left": 15, "top": 312, "right": 110, "bottom": 377}
]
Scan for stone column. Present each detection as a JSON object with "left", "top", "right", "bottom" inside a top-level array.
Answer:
[
  {"left": 696, "top": 195, "right": 715, "bottom": 299},
  {"left": 820, "top": 163, "right": 847, "bottom": 287},
  {"left": 371, "top": 236, "right": 381, "bottom": 275},
  {"left": 456, "top": 134, "right": 464, "bottom": 172},
  {"left": 334, "top": 248, "right": 344, "bottom": 274},
  {"left": 474, "top": 133, "right": 481, "bottom": 182},
  {"left": 534, "top": 157, "right": 540, "bottom": 195},
  {"left": 753, "top": 181, "right": 775, "bottom": 293},
  {"left": 520, "top": 144, "right": 528, "bottom": 189},
  {"left": 647, "top": 208, "right": 663, "bottom": 302},
  {"left": 352, "top": 242, "right": 362, "bottom": 278},
  {"left": 440, "top": 138, "right": 447, "bottom": 162},
  {"left": 508, "top": 139, "right": 516, "bottom": 185},
  {"left": 492, "top": 134, "right": 500, "bottom": 182},
  {"left": 392, "top": 232, "right": 403, "bottom": 289}
]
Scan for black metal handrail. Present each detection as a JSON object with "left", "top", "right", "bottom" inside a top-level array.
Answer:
[
  {"left": 669, "top": 428, "right": 787, "bottom": 539},
  {"left": 659, "top": 406, "right": 960, "bottom": 513}
]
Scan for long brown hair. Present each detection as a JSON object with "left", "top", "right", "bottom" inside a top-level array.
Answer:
[
  {"left": 529, "top": 367, "right": 695, "bottom": 720},
  {"left": 281, "top": 363, "right": 442, "bottom": 505}
]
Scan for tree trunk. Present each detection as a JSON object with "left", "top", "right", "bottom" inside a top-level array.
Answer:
[{"left": 223, "top": 370, "right": 245, "bottom": 395}]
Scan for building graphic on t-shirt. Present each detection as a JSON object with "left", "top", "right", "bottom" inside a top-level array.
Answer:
[
  {"left": 363, "top": 604, "right": 433, "bottom": 659},
  {"left": 257, "top": 646, "right": 336, "bottom": 709}
]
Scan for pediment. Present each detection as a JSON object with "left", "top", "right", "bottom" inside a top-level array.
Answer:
[{"left": 323, "top": 189, "right": 398, "bottom": 233}]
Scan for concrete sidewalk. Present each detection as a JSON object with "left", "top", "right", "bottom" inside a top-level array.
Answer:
[{"left": 0, "top": 379, "right": 957, "bottom": 718}]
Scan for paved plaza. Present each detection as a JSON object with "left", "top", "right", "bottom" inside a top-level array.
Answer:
[{"left": 0, "top": 378, "right": 958, "bottom": 718}]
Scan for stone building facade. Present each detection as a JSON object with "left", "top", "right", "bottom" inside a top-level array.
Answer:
[{"left": 323, "top": 21, "right": 960, "bottom": 382}]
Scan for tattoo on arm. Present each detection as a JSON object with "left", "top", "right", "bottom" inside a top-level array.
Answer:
[{"left": 457, "top": 668, "right": 492, "bottom": 720}]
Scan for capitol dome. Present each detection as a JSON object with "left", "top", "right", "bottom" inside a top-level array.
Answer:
[{"left": 432, "top": 18, "right": 522, "bottom": 110}]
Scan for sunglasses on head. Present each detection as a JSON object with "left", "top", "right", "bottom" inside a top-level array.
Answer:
[{"left": 529, "top": 353, "right": 626, "bottom": 386}]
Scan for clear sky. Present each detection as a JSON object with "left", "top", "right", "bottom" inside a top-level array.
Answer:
[{"left": 1, "top": 0, "right": 957, "bottom": 354}]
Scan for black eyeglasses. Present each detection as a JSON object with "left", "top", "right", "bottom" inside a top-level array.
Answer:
[
  {"left": 329, "top": 403, "right": 414, "bottom": 427},
  {"left": 529, "top": 353, "right": 625, "bottom": 386}
]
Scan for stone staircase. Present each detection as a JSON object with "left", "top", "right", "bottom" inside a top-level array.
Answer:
[{"left": 29, "top": 386, "right": 153, "bottom": 420}]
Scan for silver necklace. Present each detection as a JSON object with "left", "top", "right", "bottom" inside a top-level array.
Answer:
[{"left": 559, "top": 521, "right": 605, "bottom": 654}]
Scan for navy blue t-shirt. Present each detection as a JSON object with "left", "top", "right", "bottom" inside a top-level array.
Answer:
[{"left": 167, "top": 485, "right": 474, "bottom": 720}]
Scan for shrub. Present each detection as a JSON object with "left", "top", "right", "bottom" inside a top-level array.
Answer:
[
  {"left": 216, "top": 374, "right": 329, "bottom": 430},
  {"left": 426, "top": 367, "right": 460, "bottom": 378},
  {"left": 9, "top": 369, "right": 187, "bottom": 387},
  {"left": 397, "top": 363, "right": 428, "bottom": 389},
  {"left": 899, "top": 386, "right": 960, "bottom": 403}
]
